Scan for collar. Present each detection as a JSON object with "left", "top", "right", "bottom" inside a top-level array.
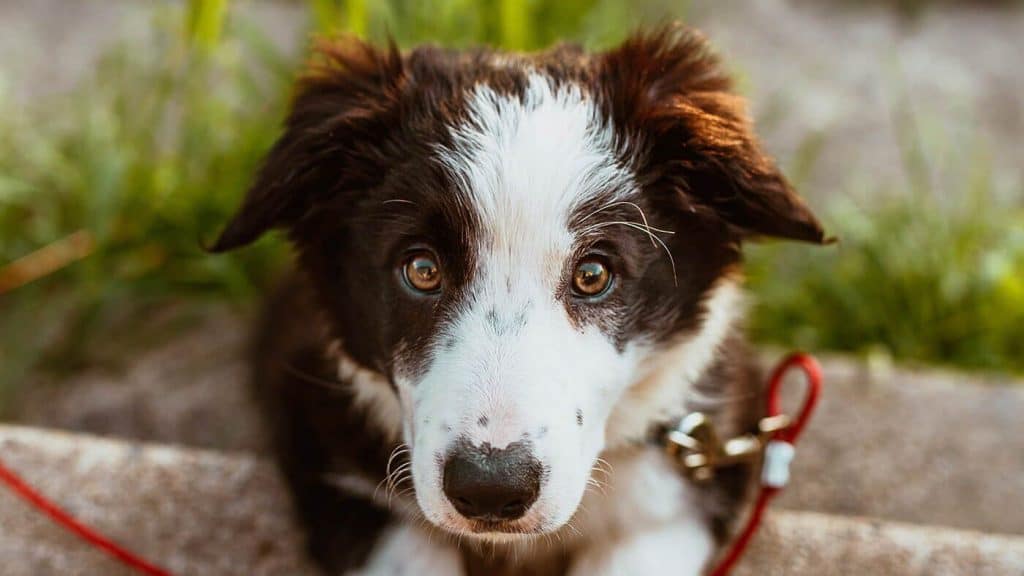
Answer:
[
  {"left": 656, "top": 353, "right": 824, "bottom": 576},
  {"left": 657, "top": 411, "right": 792, "bottom": 483}
]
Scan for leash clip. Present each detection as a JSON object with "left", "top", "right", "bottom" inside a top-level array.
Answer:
[{"left": 664, "top": 412, "right": 791, "bottom": 483}]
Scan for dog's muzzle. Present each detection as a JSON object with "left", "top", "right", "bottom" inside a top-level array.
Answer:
[{"left": 442, "top": 439, "right": 542, "bottom": 522}]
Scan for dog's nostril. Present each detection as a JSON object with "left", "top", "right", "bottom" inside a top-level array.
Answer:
[
  {"left": 442, "top": 439, "right": 541, "bottom": 522},
  {"left": 501, "top": 500, "right": 526, "bottom": 517}
]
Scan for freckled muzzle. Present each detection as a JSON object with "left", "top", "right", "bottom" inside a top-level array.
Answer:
[{"left": 442, "top": 439, "right": 542, "bottom": 522}]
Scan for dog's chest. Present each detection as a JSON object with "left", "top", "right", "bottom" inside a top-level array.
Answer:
[{"left": 572, "top": 448, "right": 706, "bottom": 544}]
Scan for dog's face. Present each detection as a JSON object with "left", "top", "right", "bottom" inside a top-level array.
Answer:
[{"left": 213, "top": 27, "right": 825, "bottom": 540}]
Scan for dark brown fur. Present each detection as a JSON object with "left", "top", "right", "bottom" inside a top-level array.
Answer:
[{"left": 213, "top": 24, "right": 826, "bottom": 575}]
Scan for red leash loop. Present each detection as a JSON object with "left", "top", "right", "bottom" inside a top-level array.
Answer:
[
  {"left": 766, "top": 353, "right": 822, "bottom": 444},
  {"left": 0, "top": 458, "right": 172, "bottom": 576},
  {"left": 0, "top": 352, "right": 821, "bottom": 576},
  {"left": 709, "top": 352, "right": 823, "bottom": 576}
]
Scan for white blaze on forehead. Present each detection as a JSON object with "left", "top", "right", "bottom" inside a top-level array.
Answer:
[
  {"left": 438, "top": 73, "right": 634, "bottom": 285},
  {"left": 402, "top": 76, "right": 644, "bottom": 532},
  {"left": 429, "top": 72, "right": 639, "bottom": 452}
]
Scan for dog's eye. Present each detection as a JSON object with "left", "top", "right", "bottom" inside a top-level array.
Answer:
[
  {"left": 572, "top": 256, "right": 612, "bottom": 298},
  {"left": 403, "top": 251, "right": 442, "bottom": 293}
]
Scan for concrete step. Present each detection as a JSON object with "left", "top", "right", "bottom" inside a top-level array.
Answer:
[
  {"left": 12, "top": 313, "right": 1024, "bottom": 535},
  {"left": 776, "top": 354, "right": 1024, "bottom": 535},
  {"left": 0, "top": 424, "right": 313, "bottom": 576},
  {"left": 1, "top": 425, "right": 1022, "bottom": 576}
]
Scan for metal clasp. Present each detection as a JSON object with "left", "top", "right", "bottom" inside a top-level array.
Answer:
[{"left": 664, "top": 412, "right": 792, "bottom": 482}]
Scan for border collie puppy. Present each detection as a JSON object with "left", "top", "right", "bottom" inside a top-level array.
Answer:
[{"left": 211, "top": 24, "right": 826, "bottom": 576}]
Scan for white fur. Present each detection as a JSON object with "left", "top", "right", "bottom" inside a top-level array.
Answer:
[
  {"left": 437, "top": 73, "right": 635, "bottom": 263},
  {"left": 341, "top": 75, "right": 740, "bottom": 566},
  {"left": 347, "top": 524, "right": 463, "bottom": 576},
  {"left": 402, "top": 75, "right": 645, "bottom": 536},
  {"left": 569, "top": 518, "right": 712, "bottom": 576},
  {"left": 569, "top": 449, "right": 714, "bottom": 576},
  {"left": 605, "top": 279, "right": 745, "bottom": 447},
  {"left": 333, "top": 344, "right": 403, "bottom": 441},
  {"left": 405, "top": 292, "right": 645, "bottom": 535}
]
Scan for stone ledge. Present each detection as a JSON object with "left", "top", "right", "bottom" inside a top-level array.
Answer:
[
  {"left": 734, "top": 510, "right": 1024, "bottom": 576},
  {"left": 0, "top": 425, "right": 314, "bottom": 576},
  {"left": 775, "top": 354, "right": 1024, "bottom": 535},
  {"left": 17, "top": 328, "right": 1024, "bottom": 535},
  {"left": 2, "top": 425, "right": 1023, "bottom": 575}
]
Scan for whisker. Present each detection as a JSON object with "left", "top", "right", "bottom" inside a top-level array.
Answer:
[
  {"left": 395, "top": 486, "right": 417, "bottom": 500},
  {"left": 283, "top": 363, "right": 348, "bottom": 392},
  {"left": 579, "top": 200, "right": 663, "bottom": 237},
  {"left": 373, "top": 477, "right": 389, "bottom": 502},
  {"left": 584, "top": 200, "right": 668, "bottom": 249},
  {"left": 382, "top": 444, "right": 410, "bottom": 504},
  {"left": 565, "top": 520, "right": 583, "bottom": 539},
  {"left": 386, "top": 467, "right": 411, "bottom": 496},
  {"left": 592, "top": 457, "right": 615, "bottom": 484},
  {"left": 587, "top": 221, "right": 678, "bottom": 286},
  {"left": 582, "top": 219, "right": 676, "bottom": 236}
]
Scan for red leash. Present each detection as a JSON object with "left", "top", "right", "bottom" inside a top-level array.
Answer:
[
  {"left": 0, "top": 457, "right": 171, "bottom": 576},
  {"left": 0, "top": 353, "right": 820, "bottom": 576},
  {"left": 709, "top": 353, "right": 823, "bottom": 576}
]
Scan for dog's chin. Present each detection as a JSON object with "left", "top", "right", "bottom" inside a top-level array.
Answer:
[{"left": 437, "top": 513, "right": 552, "bottom": 542}]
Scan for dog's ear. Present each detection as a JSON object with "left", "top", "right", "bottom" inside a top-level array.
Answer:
[
  {"left": 209, "top": 37, "right": 406, "bottom": 252},
  {"left": 602, "top": 25, "right": 829, "bottom": 244}
]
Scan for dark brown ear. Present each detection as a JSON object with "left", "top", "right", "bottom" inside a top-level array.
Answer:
[
  {"left": 209, "top": 37, "right": 405, "bottom": 252},
  {"left": 602, "top": 25, "right": 829, "bottom": 244}
]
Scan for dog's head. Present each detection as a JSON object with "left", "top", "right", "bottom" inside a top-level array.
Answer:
[{"left": 212, "top": 26, "right": 826, "bottom": 539}]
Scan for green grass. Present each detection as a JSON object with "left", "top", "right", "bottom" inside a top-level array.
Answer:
[
  {"left": 307, "top": 0, "right": 678, "bottom": 50},
  {"left": 0, "top": 0, "right": 1022, "bottom": 412},
  {"left": 748, "top": 100, "right": 1024, "bottom": 373},
  {"left": 0, "top": 7, "right": 293, "bottom": 405},
  {"left": 748, "top": 190, "right": 1024, "bottom": 374}
]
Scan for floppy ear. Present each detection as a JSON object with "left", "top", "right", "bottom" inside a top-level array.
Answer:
[
  {"left": 209, "top": 37, "right": 406, "bottom": 252},
  {"left": 602, "top": 25, "right": 829, "bottom": 244}
]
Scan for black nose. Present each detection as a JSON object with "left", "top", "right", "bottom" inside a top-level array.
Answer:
[{"left": 442, "top": 440, "right": 542, "bottom": 522}]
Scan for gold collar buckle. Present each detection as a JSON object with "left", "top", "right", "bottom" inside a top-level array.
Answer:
[{"left": 663, "top": 413, "right": 792, "bottom": 482}]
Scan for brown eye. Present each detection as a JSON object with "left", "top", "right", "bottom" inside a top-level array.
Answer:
[
  {"left": 572, "top": 256, "right": 613, "bottom": 298},
  {"left": 403, "top": 251, "right": 442, "bottom": 293}
]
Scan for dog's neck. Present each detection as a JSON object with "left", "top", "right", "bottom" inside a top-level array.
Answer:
[
  {"left": 604, "top": 279, "right": 745, "bottom": 448},
  {"left": 320, "top": 278, "right": 746, "bottom": 569}
]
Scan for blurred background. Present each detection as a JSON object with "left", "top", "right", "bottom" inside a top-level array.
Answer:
[{"left": 0, "top": 0, "right": 1022, "bottom": 555}]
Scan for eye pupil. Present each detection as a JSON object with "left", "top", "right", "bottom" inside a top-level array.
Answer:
[
  {"left": 573, "top": 258, "right": 612, "bottom": 297},
  {"left": 404, "top": 252, "right": 442, "bottom": 293}
]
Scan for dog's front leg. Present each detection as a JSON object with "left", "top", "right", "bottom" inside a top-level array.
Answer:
[
  {"left": 345, "top": 524, "right": 464, "bottom": 576},
  {"left": 568, "top": 518, "right": 714, "bottom": 576}
]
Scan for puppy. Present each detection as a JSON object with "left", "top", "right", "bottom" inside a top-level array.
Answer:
[{"left": 211, "top": 24, "right": 826, "bottom": 576}]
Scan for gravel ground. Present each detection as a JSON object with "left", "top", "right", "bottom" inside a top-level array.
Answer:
[{"left": 693, "top": 0, "right": 1024, "bottom": 201}]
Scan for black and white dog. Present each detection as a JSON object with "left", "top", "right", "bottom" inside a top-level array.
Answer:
[{"left": 211, "top": 24, "right": 826, "bottom": 575}]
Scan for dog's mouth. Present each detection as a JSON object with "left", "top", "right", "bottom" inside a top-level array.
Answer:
[{"left": 443, "top": 512, "right": 547, "bottom": 538}]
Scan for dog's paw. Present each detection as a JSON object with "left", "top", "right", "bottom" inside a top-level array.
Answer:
[
  {"left": 568, "top": 519, "right": 713, "bottom": 576},
  {"left": 345, "top": 524, "right": 463, "bottom": 576}
]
